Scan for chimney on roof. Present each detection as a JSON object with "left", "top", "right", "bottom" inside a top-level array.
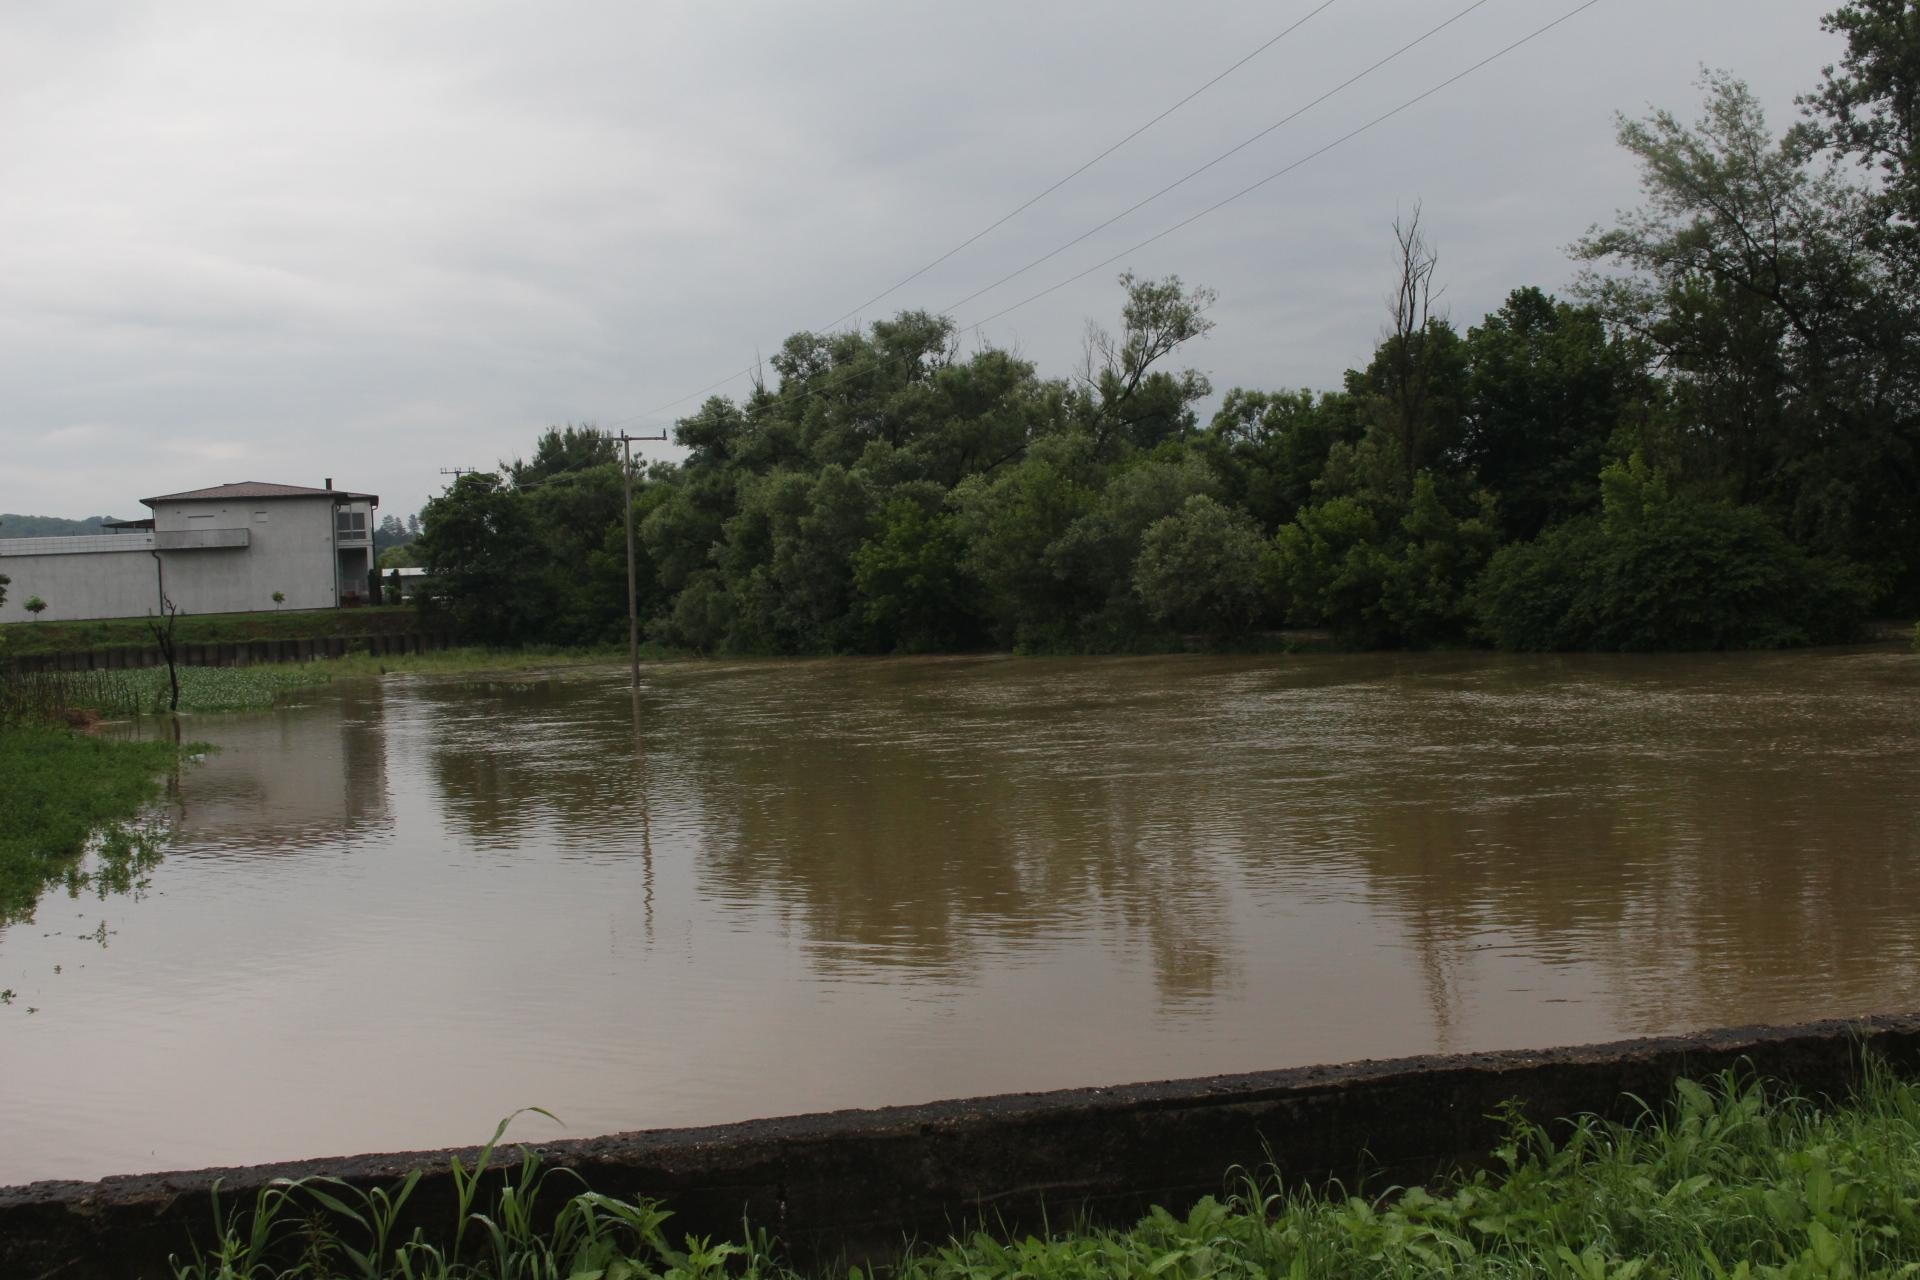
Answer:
[{"left": 324, "top": 477, "right": 333, "bottom": 491}]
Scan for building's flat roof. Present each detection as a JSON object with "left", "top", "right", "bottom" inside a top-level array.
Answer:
[{"left": 141, "top": 482, "right": 379, "bottom": 506}]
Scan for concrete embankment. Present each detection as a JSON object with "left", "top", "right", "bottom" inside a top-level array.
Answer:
[{"left": 4, "top": 1015, "right": 1916, "bottom": 1279}]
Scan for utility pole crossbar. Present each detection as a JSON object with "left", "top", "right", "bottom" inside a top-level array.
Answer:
[{"left": 617, "top": 432, "right": 668, "bottom": 689}]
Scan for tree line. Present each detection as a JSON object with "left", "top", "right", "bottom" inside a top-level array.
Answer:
[{"left": 417, "top": 3, "right": 1920, "bottom": 654}]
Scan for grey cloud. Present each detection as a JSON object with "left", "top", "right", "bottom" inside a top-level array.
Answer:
[{"left": 0, "top": 0, "right": 1841, "bottom": 520}]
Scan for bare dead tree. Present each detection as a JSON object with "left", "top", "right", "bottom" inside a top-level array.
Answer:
[
  {"left": 1382, "top": 205, "right": 1445, "bottom": 495},
  {"left": 146, "top": 597, "right": 182, "bottom": 714}
]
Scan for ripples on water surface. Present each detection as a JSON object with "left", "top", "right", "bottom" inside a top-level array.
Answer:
[{"left": 2, "top": 650, "right": 1917, "bottom": 1183}]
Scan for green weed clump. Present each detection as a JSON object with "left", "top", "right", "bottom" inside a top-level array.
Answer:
[
  {"left": 172, "top": 1067, "right": 1920, "bottom": 1280},
  {"left": 174, "top": 1111, "right": 787, "bottom": 1280}
]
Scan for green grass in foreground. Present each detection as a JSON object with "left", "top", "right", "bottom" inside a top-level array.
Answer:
[
  {"left": 175, "top": 1066, "right": 1920, "bottom": 1279},
  {"left": 0, "top": 606, "right": 422, "bottom": 657},
  {"left": 0, "top": 725, "right": 182, "bottom": 925}
]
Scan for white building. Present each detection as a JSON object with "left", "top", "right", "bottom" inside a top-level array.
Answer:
[{"left": 0, "top": 481, "right": 380, "bottom": 623}]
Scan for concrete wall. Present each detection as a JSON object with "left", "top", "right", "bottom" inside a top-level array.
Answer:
[
  {"left": 0, "top": 535, "right": 160, "bottom": 622},
  {"left": 151, "top": 496, "right": 339, "bottom": 614},
  {"left": 2, "top": 1016, "right": 1915, "bottom": 1280}
]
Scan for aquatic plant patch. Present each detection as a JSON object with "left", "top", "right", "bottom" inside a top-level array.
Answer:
[
  {"left": 0, "top": 726, "right": 184, "bottom": 925},
  {"left": 0, "top": 605, "right": 421, "bottom": 658},
  {"left": 171, "top": 1066, "right": 1920, "bottom": 1279}
]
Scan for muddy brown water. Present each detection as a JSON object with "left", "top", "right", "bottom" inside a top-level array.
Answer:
[{"left": 2, "top": 650, "right": 1917, "bottom": 1186}]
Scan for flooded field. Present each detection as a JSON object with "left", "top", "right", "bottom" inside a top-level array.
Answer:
[{"left": 2, "top": 649, "right": 1917, "bottom": 1185}]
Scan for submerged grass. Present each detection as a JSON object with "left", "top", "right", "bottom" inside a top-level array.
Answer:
[
  {"left": 3, "top": 665, "right": 335, "bottom": 716},
  {"left": 0, "top": 725, "right": 183, "bottom": 925},
  {"left": 4, "top": 644, "right": 678, "bottom": 718},
  {"left": 0, "top": 606, "right": 421, "bottom": 657},
  {"left": 172, "top": 1065, "right": 1920, "bottom": 1279},
  {"left": 315, "top": 642, "right": 678, "bottom": 679}
]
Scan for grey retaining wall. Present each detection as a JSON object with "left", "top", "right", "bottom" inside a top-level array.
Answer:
[{"left": 4, "top": 1015, "right": 1917, "bottom": 1280}]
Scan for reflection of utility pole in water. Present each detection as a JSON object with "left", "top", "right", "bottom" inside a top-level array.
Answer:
[
  {"left": 617, "top": 432, "right": 668, "bottom": 690},
  {"left": 1408, "top": 904, "right": 1462, "bottom": 1055},
  {"left": 630, "top": 686, "right": 656, "bottom": 945}
]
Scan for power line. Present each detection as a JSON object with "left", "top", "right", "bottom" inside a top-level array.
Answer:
[
  {"left": 962, "top": 0, "right": 1606, "bottom": 332},
  {"left": 610, "top": 0, "right": 1348, "bottom": 428},
  {"left": 699, "top": 0, "right": 1608, "bottom": 427},
  {"left": 938, "top": 0, "right": 1495, "bottom": 318},
  {"left": 609, "top": 0, "right": 1605, "bottom": 442},
  {"left": 813, "top": 0, "right": 1346, "bottom": 335}
]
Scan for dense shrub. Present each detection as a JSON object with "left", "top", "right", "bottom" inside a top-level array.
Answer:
[{"left": 1476, "top": 463, "right": 1872, "bottom": 651}]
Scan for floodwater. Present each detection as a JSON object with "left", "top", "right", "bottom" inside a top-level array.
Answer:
[{"left": 3, "top": 649, "right": 1918, "bottom": 1185}]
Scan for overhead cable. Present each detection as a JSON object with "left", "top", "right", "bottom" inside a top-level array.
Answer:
[
  {"left": 813, "top": 0, "right": 1347, "bottom": 334},
  {"left": 728, "top": 0, "right": 1609, "bottom": 423},
  {"left": 607, "top": 0, "right": 1347, "bottom": 427},
  {"left": 940, "top": 0, "right": 1495, "bottom": 316}
]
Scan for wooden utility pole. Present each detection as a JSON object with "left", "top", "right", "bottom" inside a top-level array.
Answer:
[{"left": 617, "top": 432, "right": 667, "bottom": 687}]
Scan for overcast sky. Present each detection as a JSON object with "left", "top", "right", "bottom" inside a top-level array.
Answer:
[{"left": 0, "top": 1, "right": 1843, "bottom": 521}]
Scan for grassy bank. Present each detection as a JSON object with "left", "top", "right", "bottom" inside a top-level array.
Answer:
[
  {"left": 173, "top": 1066, "right": 1920, "bottom": 1279},
  {"left": 0, "top": 725, "right": 183, "bottom": 925},
  {"left": 0, "top": 605, "right": 424, "bottom": 657}
]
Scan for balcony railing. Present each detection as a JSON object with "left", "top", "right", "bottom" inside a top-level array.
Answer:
[{"left": 0, "top": 533, "right": 156, "bottom": 557}]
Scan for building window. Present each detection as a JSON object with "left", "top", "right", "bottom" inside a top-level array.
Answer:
[
  {"left": 336, "top": 511, "right": 367, "bottom": 536},
  {"left": 254, "top": 511, "right": 269, "bottom": 523}
]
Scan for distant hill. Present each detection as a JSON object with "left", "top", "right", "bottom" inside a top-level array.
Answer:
[{"left": 0, "top": 514, "right": 131, "bottom": 538}]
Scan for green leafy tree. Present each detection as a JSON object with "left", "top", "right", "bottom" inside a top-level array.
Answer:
[
  {"left": 1461, "top": 288, "right": 1647, "bottom": 540},
  {"left": 1200, "top": 388, "right": 1359, "bottom": 532},
  {"left": 1132, "top": 494, "right": 1269, "bottom": 637},
  {"left": 1808, "top": 0, "right": 1920, "bottom": 265},
  {"left": 1381, "top": 475, "right": 1501, "bottom": 646},
  {"left": 852, "top": 498, "right": 978, "bottom": 652},
  {"left": 413, "top": 474, "right": 544, "bottom": 643},
  {"left": 1270, "top": 498, "right": 1396, "bottom": 645},
  {"left": 951, "top": 434, "right": 1101, "bottom": 650},
  {"left": 372, "top": 514, "right": 414, "bottom": 557},
  {"left": 1272, "top": 474, "right": 1497, "bottom": 648},
  {"left": 1080, "top": 273, "right": 1217, "bottom": 456},
  {"left": 1475, "top": 456, "right": 1871, "bottom": 650},
  {"left": 507, "top": 424, "right": 621, "bottom": 486},
  {"left": 23, "top": 596, "right": 46, "bottom": 619},
  {"left": 1041, "top": 452, "right": 1220, "bottom": 644},
  {"left": 1575, "top": 70, "right": 1913, "bottom": 603}
]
